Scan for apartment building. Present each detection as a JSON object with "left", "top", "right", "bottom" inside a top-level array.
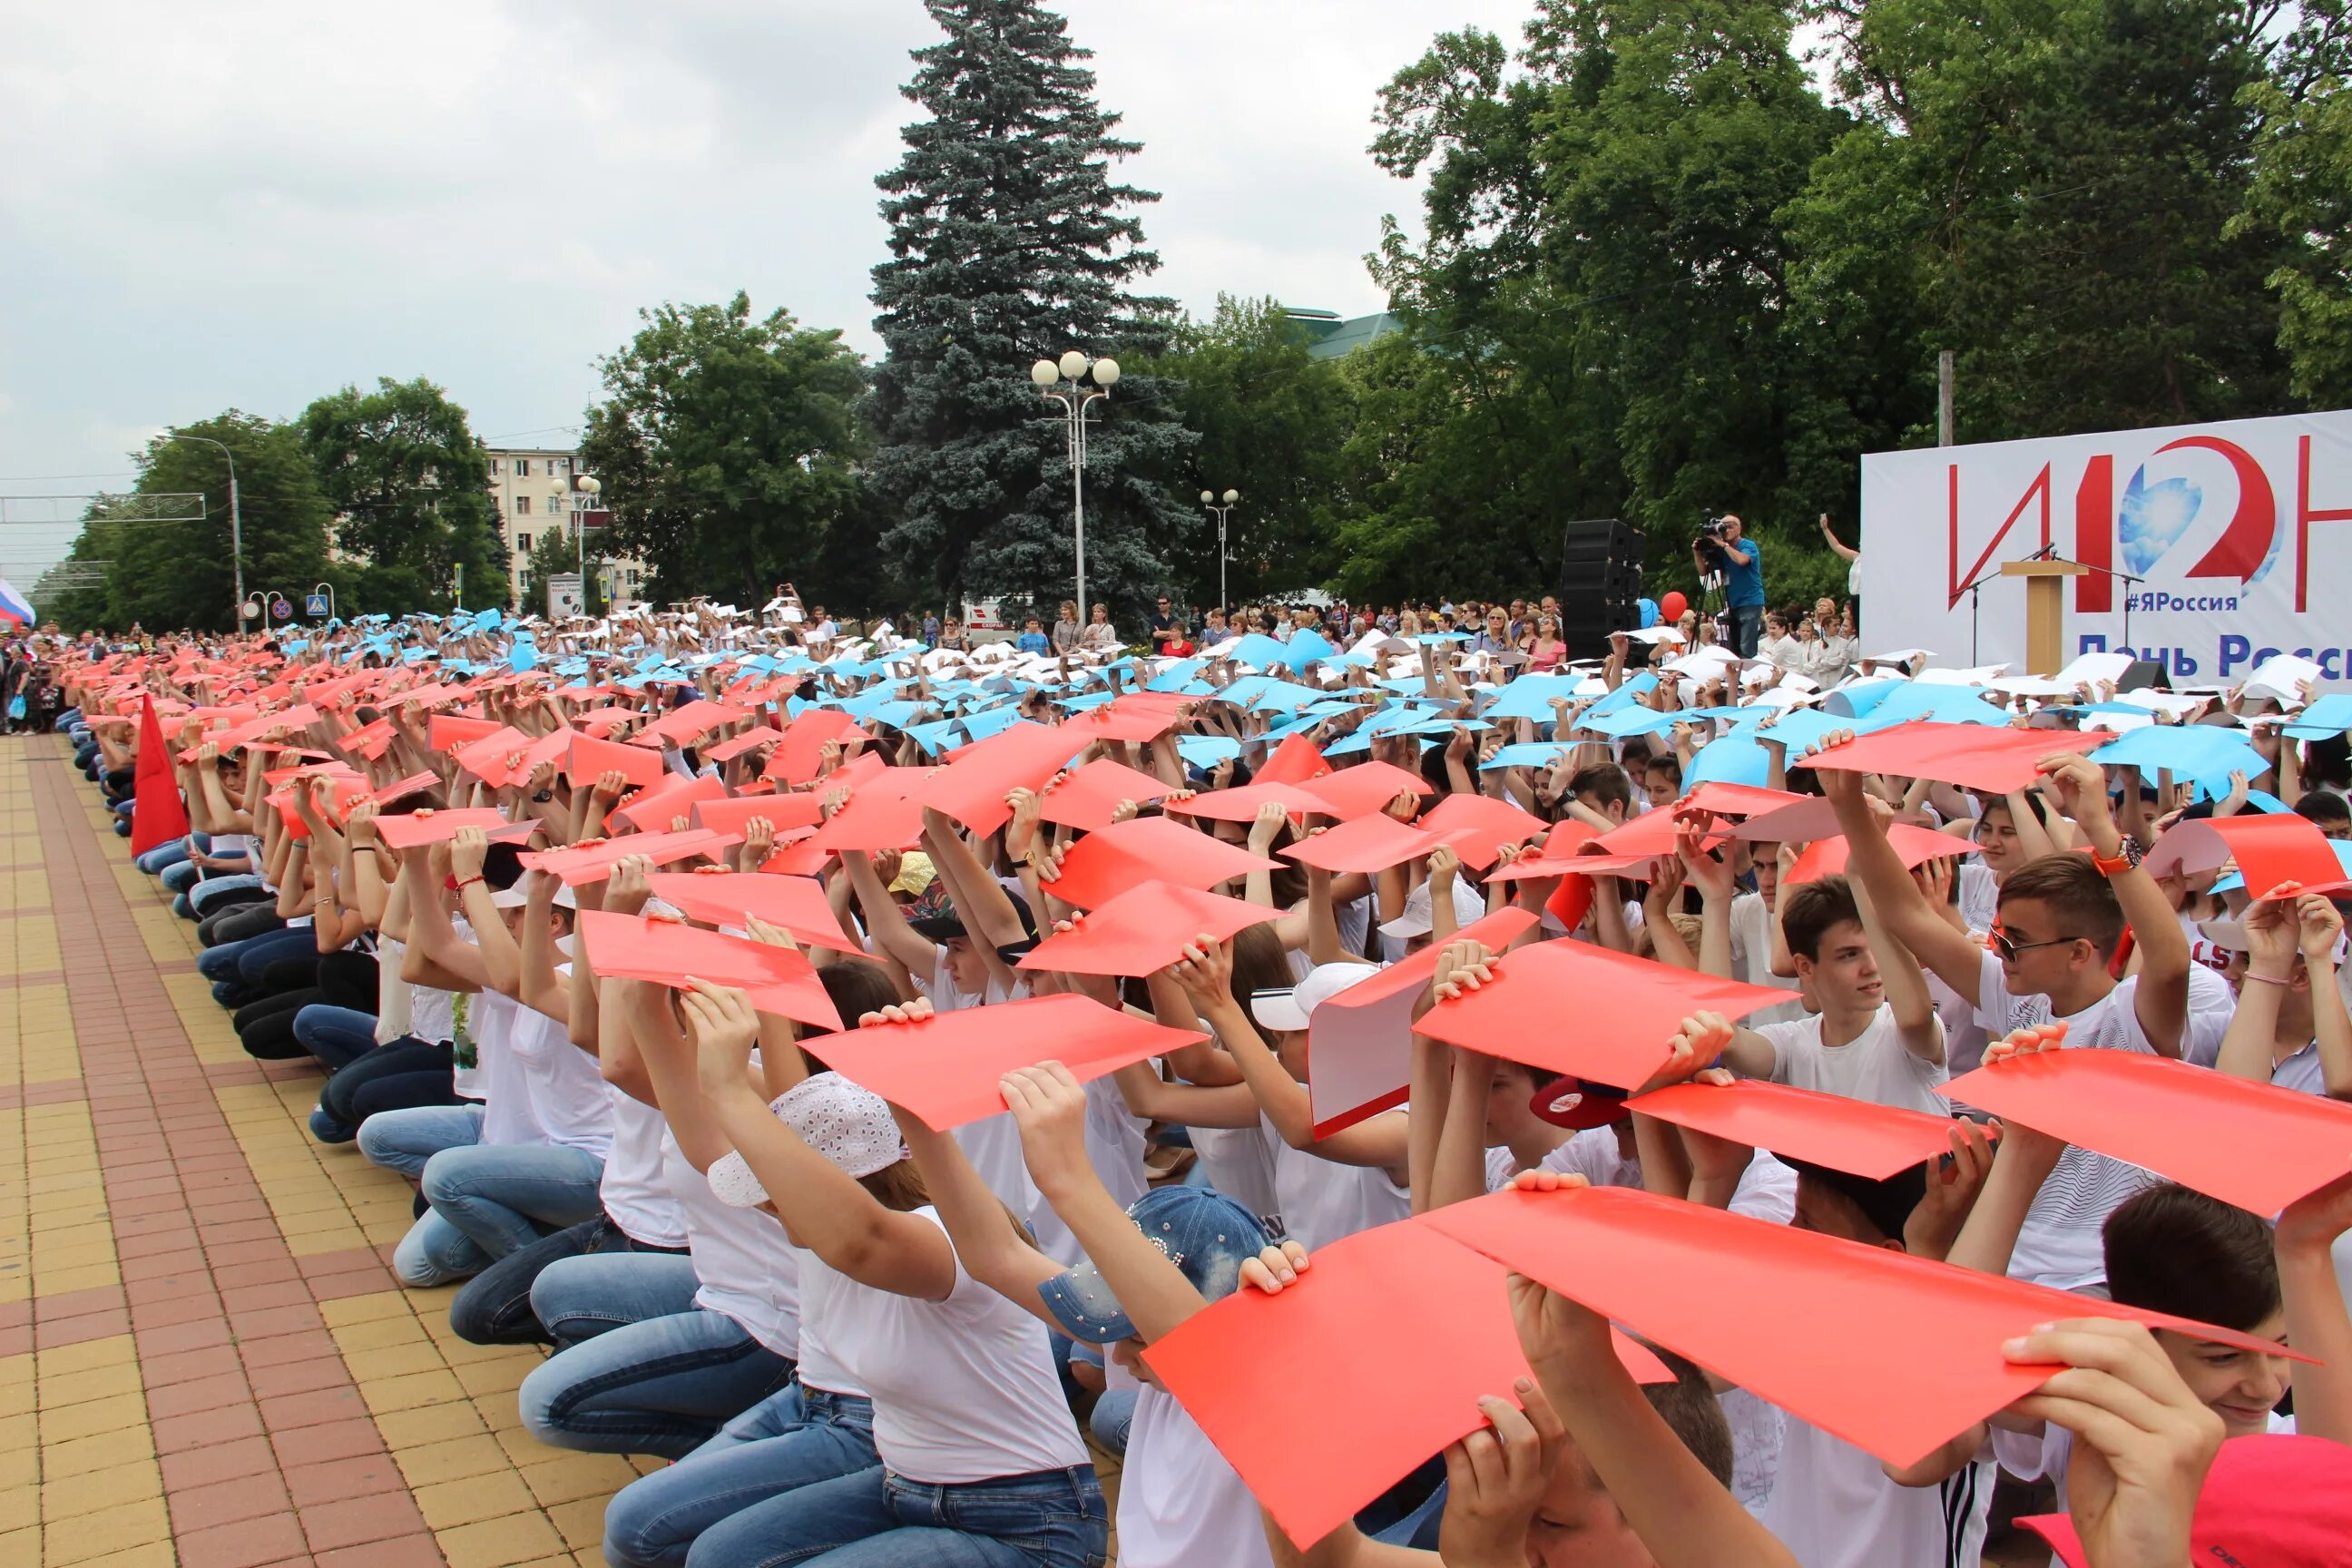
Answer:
[{"left": 484, "top": 446, "right": 647, "bottom": 610}]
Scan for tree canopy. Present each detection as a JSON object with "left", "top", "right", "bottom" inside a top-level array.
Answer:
[
  {"left": 576, "top": 292, "right": 868, "bottom": 604},
  {"left": 299, "top": 377, "right": 508, "bottom": 615}
]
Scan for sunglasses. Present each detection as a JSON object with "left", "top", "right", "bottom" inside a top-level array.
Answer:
[{"left": 1990, "top": 924, "right": 2079, "bottom": 962}]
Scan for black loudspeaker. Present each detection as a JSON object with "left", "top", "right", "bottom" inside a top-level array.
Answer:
[
  {"left": 2118, "top": 659, "right": 2170, "bottom": 692},
  {"left": 1557, "top": 518, "right": 1643, "bottom": 661}
]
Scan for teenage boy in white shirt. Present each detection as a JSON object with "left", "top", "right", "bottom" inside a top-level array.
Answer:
[
  {"left": 1698, "top": 864, "right": 1948, "bottom": 1116},
  {"left": 1818, "top": 741, "right": 2213, "bottom": 1289}
]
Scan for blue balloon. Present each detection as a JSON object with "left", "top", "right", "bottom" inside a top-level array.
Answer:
[{"left": 1637, "top": 597, "right": 1660, "bottom": 630}]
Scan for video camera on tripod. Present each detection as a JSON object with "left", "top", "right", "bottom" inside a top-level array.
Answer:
[{"left": 1692, "top": 514, "right": 1738, "bottom": 564}]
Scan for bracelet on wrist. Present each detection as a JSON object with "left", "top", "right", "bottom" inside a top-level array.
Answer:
[{"left": 2245, "top": 970, "right": 2293, "bottom": 986}]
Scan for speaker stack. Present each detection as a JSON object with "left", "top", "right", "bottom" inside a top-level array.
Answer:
[{"left": 1557, "top": 518, "right": 1643, "bottom": 661}]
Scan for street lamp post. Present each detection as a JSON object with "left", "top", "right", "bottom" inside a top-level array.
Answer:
[
  {"left": 1031, "top": 351, "right": 1120, "bottom": 625},
  {"left": 573, "top": 475, "right": 603, "bottom": 610},
  {"left": 1200, "top": 488, "right": 1240, "bottom": 615},
  {"left": 161, "top": 433, "right": 244, "bottom": 631}
]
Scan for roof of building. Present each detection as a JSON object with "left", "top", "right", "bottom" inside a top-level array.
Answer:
[{"left": 1285, "top": 308, "right": 1404, "bottom": 361}]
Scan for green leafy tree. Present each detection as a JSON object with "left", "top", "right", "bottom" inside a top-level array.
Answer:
[
  {"left": 1128, "top": 297, "right": 1358, "bottom": 607},
  {"left": 299, "top": 377, "right": 508, "bottom": 615},
  {"left": 577, "top": 293, "right": 868, "bottom": 604},
  {"left": 516, "top": 524, "right": 609, "bottom": 619},
  {"left": 2236, "top": 1, "right": 2352, "bottom": 405},
  {"left": 43, "top": 412, "right": 336, "bottom": 633},
  {"left": 863, "top": 0, "right": 1196, "bottom": 628}
]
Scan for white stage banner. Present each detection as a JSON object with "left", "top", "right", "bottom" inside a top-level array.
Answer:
[{"left": 1860, "top": 409, "right": 2352, "bottom": 686}]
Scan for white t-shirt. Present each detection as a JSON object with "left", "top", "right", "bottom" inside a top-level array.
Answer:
[
  {"left": 1730, "top": 892, "right": 1808, "bottom": 1027},
  {"left": 602, "top": 1090, "right": 687, "bottom": 1249},
  {"left": 1973, "top": 954, "right": 2173, "bottom": 1289},
  {"left": 1266, "top": 1113, "right": 1409, "bottom": 1250},
  {"left": 1188, "top": 1123, "right": 1282, "bottom": 1232},
  {"left": 951, "top": 1083, "right": 1147, "bottom": 1271},
  {"left": 1483, "top": 1126, "right": 1643, "bottom": 1193},
  {"left": 1117, "top": 1387, "right": 1274, "bottom": 1568},
  {"left": 1762, "top": 1416, "right": 1992, "bottom": 1568},
  {"left": 1752, "top": 1004, "right": 1950, "bottom": 1117},
  {"left": 479, "top": 993, "right": 612, "bottom": 1160},
  {"left": 1957, "top": 860, "right": 2000, "bottom": 935},
  {"left": 450, "top": 921, "right": 495, "bottom": 1101},
  {"left": 818, "top": 1208, "right": 1087, "bottom": 1484},
  {"left": 662, "top": 1132, "right": 799, "bottom": 1358}
]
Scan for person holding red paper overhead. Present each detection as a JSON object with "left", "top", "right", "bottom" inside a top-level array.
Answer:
[
  {"left": 2210, "top": 892, "right": 2352, "bottom": 1098},
  {"left": 673, "top": 984, "right": 1109, "bottom": 1568},
  {"left": 1818, "top": 734, "right": 2220, "bottom": 1290}
]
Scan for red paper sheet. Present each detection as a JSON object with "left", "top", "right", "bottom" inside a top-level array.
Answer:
[
  {"left": 452, "top": 726, "right": 533, "bottom": 785},
  {"left": 365, "top": 771, "right": 442, "bottom": 809},
  {"left": 1164, "top": 781, "right": 1333, "bottom": 825},
  {"left": 520, "top": 828, "right": 734, "bottom": 885},
  {"left": 691, "top": 794, "right": 826, "bottom": 838},
  {"left": 1785, "top": 822, "right": 1976, "bottom": 887},
  {"left": 1676, "top": 781, "right": 1804, "bottom": 819},
  {"left": 1426, "top": 1184, "right": 2301, "bottom": 1471},
  {"left": 1037, "top": 759, "right": 1173, "bottom": 832},
  {"left": 1144, "top": 1217, "right": 1669, "bottom": 1550},
  {"left": 1798, "top": 720, "right": 2112, "bottom": 794},
  {"left": 566, "top": 731, "right": 668, "bottom": 789},
  {"left": 1414, "top": 793, "right": 1548, "bottom": 870},
  {"left": 763, "top": 710, "right": 870, "bottom": 786},
  {"left": 801, "top": 992, "right": 1204, "bottom": 1130},
  {"left": 1298, "top": 760, "right": 1436, "bottom": 821},
  {"left": 632, "top": 700, "right": 750, "bottom": 750},
  {"left": 1628, "top": 1079, "right": 1961, "bottom": 1180},
  {"left": 1942, "top": 1048, "right": 2352, "bottom": 1215},
  {"left": 574, "top": 911, "right": 839, "bottom": 1029},
  {"left": 1279, "top": 812, "right": 1465, "bottom": 875},
  {"left": 1255, "top": 731, "right": 1335, "bottom": 786},
  {"left": 1479, "top": 823, "right": 1602, "bottom": 884},
  {"left": 428, "top": 714, "right": 505, "bottom": 753},
  {"left": 1061, "top": 696, "right": 1183, "bottom": 744},
  {"left": 1308, "top": 907, "right": 1541, "bottom": 1136},
  {"left": 2144, "top": 812, "right": 2352, "bottom": 901},
  {"left": 1016, "top": 882, "right": 1275, "bottom": 977},
  {"left": 1036, "top": 817, "right": 1279, "bottom": 909},
  {"left": 612, "top": 774, "right": 729, "bottom": 833},
  {"left": 1416, "top": 937, "right": 1794, "bottom": 1089},
  {"left": 704, "top": 724, "right": 786, "bottom": 764},
  {"left": 337, "top": 716, "right": 397, "bottom": 761},
  {"left": 808, "top": 769, "right": 934, "bottom": 854},
  {"left": 919, "top": 721, "right": 1083, "bottom": 835},
  {"left": 372, "top": 808, "right": 541, "bottom": 850},
  {"left": 642, "top": 870, "right": 863, "bottom": 956}
]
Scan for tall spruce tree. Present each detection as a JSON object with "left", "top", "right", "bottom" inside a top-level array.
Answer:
[{"left": 864, "top": 0, "right": 1193, "bottom": 629}]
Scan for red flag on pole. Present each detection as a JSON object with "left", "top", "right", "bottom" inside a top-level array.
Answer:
[{"left": 131, "top": 695, "right": 191, "bottom": 856}]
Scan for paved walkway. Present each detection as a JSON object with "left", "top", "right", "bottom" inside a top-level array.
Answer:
[{"left": 0, "top": 734, "right": 647, "bottom": 1568}]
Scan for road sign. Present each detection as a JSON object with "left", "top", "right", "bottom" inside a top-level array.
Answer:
[
  {"left": 270, "top": 598, "right": 293, "bottom": 622},
  {"left": 305, "top": 593, "right": 329, "bottom": 617}
]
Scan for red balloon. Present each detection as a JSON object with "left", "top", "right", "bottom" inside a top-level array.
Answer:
[{"left": 1659, "top": 591, "right": 1688, "bottom": 622}]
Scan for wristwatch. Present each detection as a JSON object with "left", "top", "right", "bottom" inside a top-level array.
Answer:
[{"left": 2089, "top": 834, "right": 2144, "bottom": 878}]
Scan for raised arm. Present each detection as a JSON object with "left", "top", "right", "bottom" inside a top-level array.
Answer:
[
  {"left": 2040, "top": 754, "right": 2190, "bottom": 1056},
  {"left": 1817, "top": 740, "right": 1987, "bottom": 998}
]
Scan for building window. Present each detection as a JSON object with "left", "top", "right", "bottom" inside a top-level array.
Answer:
[
  {"left": 515, "top": 495, "right": 531, "bottom": 515},
  {"left": 514, "top": 459, "right": 531, "bottom": 478},
  {"left": 489, "top": 458, "right": 503, "bottom": 476},
  {"left": 515, "top": 533, "right": 531, "bottom": 554}
]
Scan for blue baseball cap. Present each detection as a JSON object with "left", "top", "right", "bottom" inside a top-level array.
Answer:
[{"left": 1038, "top": 1187, "right": 1271, "bottom": 1344}]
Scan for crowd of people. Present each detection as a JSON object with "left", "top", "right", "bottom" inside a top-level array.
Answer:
[{"left": 24, "top": 583, "right": 2352, "bottom": 1568}]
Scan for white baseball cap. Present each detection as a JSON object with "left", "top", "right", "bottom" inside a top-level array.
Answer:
[
  {"left": 1249, "top": 961, "right": 1381, "bottom": 1034},
  {"left": 706, "top": 1071, "right": 906, "bottom": 1207}
]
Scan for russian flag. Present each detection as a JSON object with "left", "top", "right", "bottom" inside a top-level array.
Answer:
[{"left": 0, "top": 579, "right": 31, "bottom": 629}]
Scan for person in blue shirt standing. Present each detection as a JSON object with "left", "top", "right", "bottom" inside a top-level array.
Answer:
[
  {"left": 1014, "top": 615, "right": 1053, "bottom": 655},
  {"left": 1692, "top": 514, "right": 1765, "bottom": 657}
]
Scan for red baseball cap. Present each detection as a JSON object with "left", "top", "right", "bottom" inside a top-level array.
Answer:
[
  {"left": 2020, "top": 1433, "right": 2352, "bottom": 1567},
  {"left": 1528, "top": 1076, "right": 1631, "bottom": 1132}
]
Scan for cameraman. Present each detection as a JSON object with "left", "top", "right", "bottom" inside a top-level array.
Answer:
[{"left": 1690, "top": 514, "right": 1765, "bottom": 656}]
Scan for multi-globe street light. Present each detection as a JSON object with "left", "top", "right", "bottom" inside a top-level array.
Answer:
[
  {"left": 1031, "top": 352, "right": 1120, "bottom": 624},
  {"left": 1200, "top": 488, "right": 1240, "bottom": 616}
]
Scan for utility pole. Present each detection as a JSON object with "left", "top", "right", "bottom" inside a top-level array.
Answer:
[
  {"left": 1938, "top": 350, "right": 1955, "bottom": 446},
  {"left": 161, "top": 433, "right": 245, "bottom": 630}
]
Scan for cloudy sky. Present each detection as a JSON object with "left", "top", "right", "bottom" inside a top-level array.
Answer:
[{"left": 0, "top": 0, "right": 1537, "bottom": 576}]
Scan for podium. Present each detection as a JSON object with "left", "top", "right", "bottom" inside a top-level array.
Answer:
[{"left": 2000, "top": 561, "right": 2088, "bottom": 676}]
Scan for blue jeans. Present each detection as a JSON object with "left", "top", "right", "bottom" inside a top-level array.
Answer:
[
  {"left": 188, "top": 873, "right": 266, "bottom": 919},
  {"left": 291, "top": 1004, "right": 381, "bottom": 1073},
  {"left": 1730, "top": 603, "right": 1762, "bottom": 659},
  {"left": 137, "top": 840, "right": 192, "bottom": 876},
  {"left": 694, "top": 1464, "right": 1108, "bottom": 1568},
  {"left": 603, "top": 1385, "right": 880, "bottom": 1568},
  {"left": 358, "top": 1102, "right": 484, "bottom": 1181},
  {"left": 397, "top": 1140, "right": 604, "bottom": 1286},
  {"left": 1087, "top": 1391, "right": 1134, "bottom": 1459},
  {"left": 518, "top": 1253, "right": 795, "bottom": 1457},
  {"left": 202, "top": 925, "right": 318, "bottom": 1004}
]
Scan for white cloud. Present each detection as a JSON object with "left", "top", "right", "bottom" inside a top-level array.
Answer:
[{"left": 0, "top": 0, "right": 1534, "bottom": 569}]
